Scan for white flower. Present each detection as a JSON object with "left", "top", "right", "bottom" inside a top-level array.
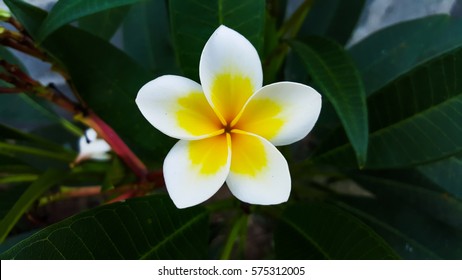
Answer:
[
  {"left": 75, "top": 128, "right": 111, "bottom": 162},
  {"left": 136, "top": 25, "right": 321, "bottom": 208}
]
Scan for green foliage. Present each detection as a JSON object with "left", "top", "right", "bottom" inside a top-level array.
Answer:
[
  {"left": 0, "top": 0, "right": 461, "bottom": 260},
  {"left": 275, "top": 202, "right": 399, "bottom": 259},
  {"left": 291, "top": 37, "right": 368, "bottom": 167},
  {"left": 0, "top": 169, "right": 69, "bottom": 242},
  {"left": 6, "top": 0, "right": 174, "bottom": 162},
  {"left": 36, "top": 0, "right": 144, "bottom": 41},
  {"left": 123, "top": 0, "right": 177, "bottom": 75},
  {"left": 169, "top": 0, "right": 265, "bottom": 81},
  {"left": 300, "top": 0, "right": 365, "bottom": 45},
  {"left": 349, "top": 15, "right": 462, "bottom": 95},
  {"left": 316, "top": 45, "right": 462, "bottom": 168},
  {"left": 0, "top": 195, "right": 209, "bottom": 259}
]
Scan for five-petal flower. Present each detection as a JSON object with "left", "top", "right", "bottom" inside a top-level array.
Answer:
[{"left": 136, "top": 25, "right": 321, "bottom": 208}]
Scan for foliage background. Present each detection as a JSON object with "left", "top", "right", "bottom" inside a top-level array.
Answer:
[{"left": 0, "top": 0, "right": 461, "bottom": 259}]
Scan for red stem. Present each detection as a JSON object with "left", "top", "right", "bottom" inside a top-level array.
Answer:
[{"left": 83, "top": 112, "right": 148, "bottom": 179}]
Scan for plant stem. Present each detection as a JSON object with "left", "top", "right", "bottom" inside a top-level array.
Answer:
[
  {"left": 220, "top": 213, "right": 248, "bottom": 260},
  {"left": 0, "top": 58, "right": 149, "bottom": 180},
  {"left": 278, "top": 0, "right": 314, "bottom": 39},
  {"left": 81, "top": 112, "right": 148, "bottom": 179},
  {"left": 263, "top": 0, "right": 314, "bottom": 83}
]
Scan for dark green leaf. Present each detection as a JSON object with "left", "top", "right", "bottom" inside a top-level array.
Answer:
[
  {"left": 169, "top": 0, "right": 265, "bottom": 80},
  {"left": 78, "top": 6, "right": 129, "bottom": 40},
  {"left": 335, "top": 197, "right": 462, "bottom": 259},
  {"left": 354, "top": 174, "right": 462, "bottom": 230},
  {"left": 275, "top": 202, "right": 398, "bottom": 259},
  {"left": 6, "top": 0, "right": 173, "bottom": 162},
  {"left": 0, "top": 142, "right": 75, "bottom": 162},
  {"left": 291, "top": 38, "right": 368, "bottom": 167},
  {"left": 123, "top": 0, "right": 177, "bottom": 75},
  {"left": 0, "top": 123, "right": 74, "bottom": 154},
  {"left": 0, "top": 184, "right": 27, "bottom": 221},
  {"left": 300, "top": 0, "right": 365, "bottom": 45},
  {"left": 418, "top": 155, "right": 462, "bottom": 200},
  {"left": 316, "top": 45, "right": 462, "bottom": 168},
  {"left": 0, "top": 169, "right": 68, "bottom": 242},
  {"left": 0, "top": 195, "right": 209, "bottom": 259},
  {"left": 36, "top": 0, "right": 144, "bottom": 41},
  {"left": 349, "top": 15, "right": 462, "bottom": 95}
]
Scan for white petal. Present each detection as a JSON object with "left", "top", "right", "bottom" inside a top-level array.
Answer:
[
  {"left": 226, "top": 131, "right": 291, "bottom": 205},
  {"left": 199, "top": 25, "right": 263, "bottom": 124},
  {"left": 163, "top": 134, "right": 231, "bottom": 208},
  {"left": 136, "top": 75, "right": 223, "bottom": 140},
  {"left": 234, "top": 82, "right": 322, "bottom": 146},
  {"left": 76, "top": 129, "right": 111, "bottom": 162}
]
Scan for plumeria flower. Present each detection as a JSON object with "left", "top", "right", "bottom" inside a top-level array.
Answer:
[
  {"left": 74, "top": 128, "right": 111, "bottom": 163},
  {"left": 136, "top": 25, "right": 321, "bottom": 208}
]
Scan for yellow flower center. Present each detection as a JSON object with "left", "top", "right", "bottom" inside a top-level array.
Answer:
[{"left": 175, "top": 73, "right": 284, "bottom": 177}]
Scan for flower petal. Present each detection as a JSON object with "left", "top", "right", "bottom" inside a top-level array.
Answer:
[
  {"left": 136, "top": 75, "right": 223, "bottom": 140},
  {"left": 76, "top": 129, "right": 111, "bottom": 162},
  {"left": 226, "top": 131, "right": 290, "bottom": 205},
  {"left": 234, "top": 82, "right": 322, "bottom": 146},
  {"left": 163, "top": 134, "right": 231, "bottom": 208},
  {"left": 199, "top": 25, "right": 263, "bottom": 124}
]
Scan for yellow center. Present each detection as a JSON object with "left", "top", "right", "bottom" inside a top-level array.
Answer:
[{"left": 177, "top": 73, "right": 284, "bottom": 176}]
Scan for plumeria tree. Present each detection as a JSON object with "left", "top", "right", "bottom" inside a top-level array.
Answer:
[{"left": 0, "top": 0, "right": 461, "bottom": 259}]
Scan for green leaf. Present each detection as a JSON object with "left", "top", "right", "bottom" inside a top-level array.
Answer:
[
  {"left": 6, "top": 0, "right": 173, "bottom": 162},
  {"left": 122, "top": 0, "right": 177, "bottom": 75},
  {"left": 0, "top": 142, "right": 75, "bottom": 162},
  {"left": 349, "top": 15, "right": 462, "bottom": 95},
  {"left": 335, "top": 198, "right": 458, "bottom": 259},
  {"left": 0, "top": 174, "right": 38, "bottom": 184},
  {"left": 0, "top": 123, "right": 74, "bottom": 154},
  {"left": 291, "top": 38, "right": 368, "bottom": 167},
  {"left": 0, "top": 184, "right": 27, "bottom": 221},
  {"left": 418, "top": 155, "right": 462, "bottom": 200},
  {"left": 78, "top": 6, "right": 129, "bottom": 40},
  {"left": 316, "top": 45, "right": 462, "bottom": 168},
  {"left": 0, "top": 169, "right": 68, "bottom": 242},
  {"left": 36, "top": 0, "right": 144, "bottom": 41},
  {"left": 0, "top": 195, "right": 209, "bottom": 259},
  {"left": 169, "top": 0, "right": 265, "bottom": 80},
  {"left": 354, "top": 174, "right": 462, "bottom": 230},
  {"left": 274, "top": 202, "right": 399, "bottom": 259},
  {"left": 300, "top": 0, "right": 365, "bottom": 45}
]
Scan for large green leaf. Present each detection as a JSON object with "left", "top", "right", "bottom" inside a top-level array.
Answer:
[
  {"left": 0, "top": 195, "right": 209, "bottom": 259},
  {"left": 36, "top": 0, "right": 144, "bottom": 41},
  {"left": 354, "top": 174, "right": 462, "bottom": 230},
  {"left": 0, "top": 169, "right": 68, "bottom": 242},
  {"left": 335, "top": 201, "right": 440, "bottom": 259},
  {"left": 418, "top": 155, "right": 462, "bottom": 200},
  {"left": 274, "top": 202, "right": 398, "bottom": 259},
  {"left": 169, "top": 0, "right": 266, "bottom": 81},
  {"left": 291, "top": 38, "right": 368, "bottom": 167},
  {"left": 300, "top": 0, "right": 365, "bottom": 45},
  {"left": 5, "top": 0, "right": 173, "bottom": 162},
  {"left": 349, "top": 15, "right": 462, "bottom": 95},
  {"left": 78, "top": 6, "right": 129, "bottom": 40},
  {"left": 123, "top": 0, "right": 177, "bottom": 75},
  {"left": 336, "top": 197, "right": 462, "bottom": 259},
  {"left": 315, "top": 45, "right": 462, "bottom": 168}
]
